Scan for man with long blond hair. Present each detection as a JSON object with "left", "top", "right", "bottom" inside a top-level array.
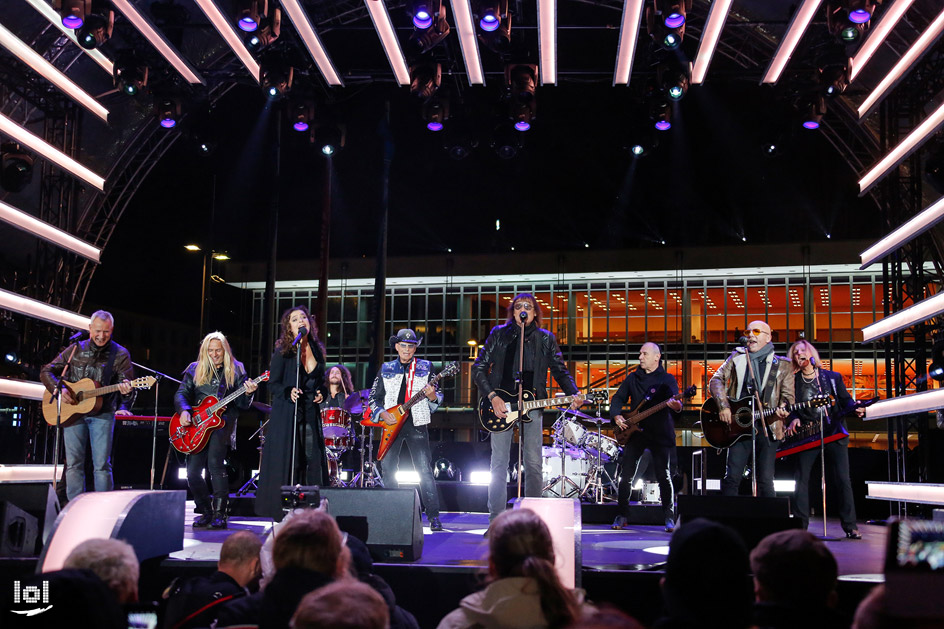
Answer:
[{"left": 175, "top": 332, "right": 257, "bottom": 528}]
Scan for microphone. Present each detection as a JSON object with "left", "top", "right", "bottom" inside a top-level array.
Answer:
[
  {"left": 809, "top": 356, "right": 816, "bottom": 367},
  {"left": 292, "top": 326, "right": 308, "bottom": 347},
  {"left": 519, "top": 310, "right": 528, "bottom": 322},
  {"left": 69, "top": 330, "right": 86, "bottom": 342},
  {"left": 738, "top": 336, "right": 750, "bottom": 346}
]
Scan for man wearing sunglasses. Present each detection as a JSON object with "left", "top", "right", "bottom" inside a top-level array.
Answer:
[{"left": 709, "top": 320, "right": 794, "bottom": 497}]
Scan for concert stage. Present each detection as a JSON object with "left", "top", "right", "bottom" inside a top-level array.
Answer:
[{"left": 151, "top": 501, "right": 886, "bottom": 628}]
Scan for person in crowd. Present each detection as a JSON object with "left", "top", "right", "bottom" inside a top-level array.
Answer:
[
  {"left": 291, "top": 580, "right": 390, "bottom": 629},
  {"left": 62, "top": 537, "right": 140, "bottom": 604},
  {"left": 175, "top": 332, "right": 257, "bottom": 529},
  {"left": 41, "top": 310, "right": 134, "bottom": 501},
  {"left": 437, "top": 508, "right": 591, "bottom": 628},
  {"left": 256, "top": 305, "right": 327, "bottom": 520}
]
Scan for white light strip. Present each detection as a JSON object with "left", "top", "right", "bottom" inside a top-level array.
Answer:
[
  {"left": 450, "top": 0, "right": 485, "bottom": 85},
  {"left": 860, "top": 195, "right": 944, "bottom": 268},
  {"left": 0, "top": 200, "right": 100, "bottom": 262},
  {"left": 859, "top": 99, "right": 944, "bottom": 194},
  {"left": 762, "top": 0, "right": 823, "bottom": 84},
  {"left": 857, "top": 10, "right": 944, "bottom": 119},
  {"left": 0, "top": 288, "right": 90, "bottom": 330},
  {"left": 0, "top": 22, "right": 108, "bottom": 122},
  {"left": 861, "top": 291, "right": 944, "bottom": 342},
  {"left": 0, "top": 113, "right": 106, "bottom": 191},
  {"left": 282, "top": 0, "right": 344, "bottom": 86},
  {"left": 363, "top": 0, "right": 409, "bottom": 86},
  {"left": 849, "top": 0, "right": 916, "bottom": 82},
  {"left": 691, "top": 0, "right": 733, "bottom": 84},
  {"left": 537, "top": 0, "right": 556, "bottom": 85},
  {"left": 110, "top": 0, "right": 204, "bottom": 84},
  {"left": 867, "top": 481, "right": 944, "bottom": 505},
  {"left": 0, "top": 379, "right": 46, "bottom": 401},
  {"left": 395, "top": 470, "right": 420, "bottom": 484},
  {"left": 613, "top": 0, "right": 645, "bottom": 86},
  {"left": 24, "top": 0, "right": 113, "bottom": 75},
  {"left": 192, "top": 0, "right": 261, "bottom": 82},
  {"left": 469, "top": 471, "right": 491, "bottom": 485},
  {"left": 862, "top": 389, "right": 944, "bottom": 421}
]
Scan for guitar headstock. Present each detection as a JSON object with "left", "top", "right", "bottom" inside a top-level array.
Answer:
[
  {"left": 133, "top": 376, "right": 157, "bottom": 389},
  {"left": 258, "top": 370, "right": 270, "bottom": 382},
  {"left": 681, "top": 385, "right": 697, "bottom": 398},
  {"left": 439, "top": 361, "right": 460, "bottom": 379},
  {"left": 811, "top": 394, "right": 832, "bottom": 408},
  {"left": 587, "top": 390, "right": 609, "bottom": 403}
]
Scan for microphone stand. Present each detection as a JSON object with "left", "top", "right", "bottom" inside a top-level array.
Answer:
[
  {"left": 811, "top": 366, "right": 829, "bottom": 537},
  {"left": 742, "top": 350, "right": 767, "bottom": 498},
  {"left": 51, "top": 342, "right": 81, "bottom": 490},
  {"left": 132, "top": 361, "right": 181, "bottom": 490},
  {"left": 290, "top": 339, "right": 303, "bottom": 486},
  {"left": 516, "top": 314, "right": 527, "bottom": 499}
]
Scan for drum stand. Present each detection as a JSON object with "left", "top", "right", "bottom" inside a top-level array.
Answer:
[
  {"left": 542, "top": 420, "right": 581, "bottom": 498},
  {"left": 351, "top": 421, "right": 384, "bottom": 488},
  {"left": 580, "top": 416, "right": 617, "bottom": 503},
  {"left": 237, "top": 419, "right": 267, "bottom": 496}
]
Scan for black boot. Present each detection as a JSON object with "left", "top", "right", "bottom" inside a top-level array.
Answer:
[
  {"left": 210, "top": 496, "right": 228, "bottom": 529},
  {"left": 192, "top": 499, "right": 212, "bottom": 528}
]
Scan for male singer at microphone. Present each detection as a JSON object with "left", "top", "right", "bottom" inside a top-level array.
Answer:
[
  {"left": 472, "top": 293, "right": 585, "bottom": 530},
  {"left": 709, "top": 320, "right": 794, "bottom": 497}
]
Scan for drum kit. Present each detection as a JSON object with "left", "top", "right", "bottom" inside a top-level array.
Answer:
[
  {"left": 321, "top": 389, "right": 384, "bottom": 488},
  {"left": 542, "top": 407, "right": 622, "bottom": 502}
]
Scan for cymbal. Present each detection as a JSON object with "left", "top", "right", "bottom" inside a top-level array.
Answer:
[
  {"left": 344, "top": 389, "right": 371, "bottom": 414},
  {"left": 251, "top": 400, "right": 272, "bottom": 414},
  {"left": 561, "top": 408, "right": 610, "bottom": 423}
]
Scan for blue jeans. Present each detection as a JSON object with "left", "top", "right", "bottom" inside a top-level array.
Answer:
[
  {"left": 63, "top": 413, "right": 115, "bottom": 501},
  {"left": 488, "top": 410, "right": 544, "bottom": 522}
]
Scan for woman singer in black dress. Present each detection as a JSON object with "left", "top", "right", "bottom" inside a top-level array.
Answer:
[{"left": 255, "top": 305, "right": 327, "bottom": 520}]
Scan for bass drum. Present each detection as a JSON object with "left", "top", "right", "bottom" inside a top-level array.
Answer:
[{"left": 541, "top": 447, "right": 589, "bottom": 498}]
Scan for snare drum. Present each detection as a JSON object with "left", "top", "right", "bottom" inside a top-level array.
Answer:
[
  {"left": 321, "top": 408, "right": 351, "bottom": 438},
  {"left": 553, "top": 418, "right": 587, "bottom": 447},
  {"left": 541, "top": 450, "right": 589, "bottom": 498},
  {"left": 582, "top": 433, "right": 621, "bottom": 462}
]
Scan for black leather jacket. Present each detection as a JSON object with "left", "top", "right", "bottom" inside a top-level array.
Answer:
[
  {"left": 471, "top": 321, "right": 578, "bottom": 399},
  {"left": 174, "top": 361, "right": 252, "bottom": 443},
  {"left": 40, "top": 339, "right": 134, "bottom": 414}
]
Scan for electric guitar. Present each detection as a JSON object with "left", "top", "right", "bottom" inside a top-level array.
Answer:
[
  {"left": 169, "top": 371, "right": 269, "bottom": 454},
  {"left": 699, "top": 394, "right": 831, "bottom": 449},
  {"left": 613, "top": 385, "right": 697, "bottom": 446},
  {"left": 42, "top": 376, "right": 157, "bottom": 425},
  {"left": 776, "top": 397, "right": 877, "bottom": 458},
  {"left": 360, "top": 361, "right": 460, "bottom": 460},
  {"left": 479, "top": 389, "right": 608, "bottom": 433}
]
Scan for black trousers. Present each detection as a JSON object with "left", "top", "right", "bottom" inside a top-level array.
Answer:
[
  {"left": 722, "top": 433, "right": 778, "bottom": 498},
  {"left": 187, "top": 424, "right": 229, "bottom": 508},
  {"left": 617, "top": 438, "right": 675, "bottom": 520},
  {"left": 381, "top": 421, "right": 441, "bottom": 519},
  {"left": 792, "top": 435, "right": 857, "bottom": 532}
]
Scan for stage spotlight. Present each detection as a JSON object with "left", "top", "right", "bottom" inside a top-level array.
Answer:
[
  {"left": 801, "top": 96, "right": 826, "bottom": 129},
  {"left": 154, "top": 96, "right": 181, "bottom": 129},
  {"left": 475, "top": 0, "right": 511, "bottom": 52},
  {"left": 492, "top": 123, "right": 521, "bottom": 159},
  {"left": 664, "top": 12, "right": 685, "bottom": 28},
  {"left": 478, "top": 1, "right": 501, "bottom": 32},
  {"left": 0, "top": 144, "right": 34, "bottom": 193},
  {"left": 76, "top": 10, "right": 114, "bottom": 50},
  {"left": 506, "top": 64, "right": 537, "bottom": 132},
  {"left": 412, "top": 3, "right": 433, "bottom": 29},
  {"left": 647, "top": 0, "right": 692, "bottom": 51},
  {"left": 314, "top": 124, "right": 344, "bottom": 156},
  {"left": 423, "top": 92, "right": 449, "bottom": 131},
  {"left": 929, "top": 340, "right": 944, "bottom": 382},
  {"left": 433, "top": 458, "right": 457, "bottom": 480},
  {"left": 821, "top": 64, "right": 849, "bottom": 97},
  {"left": 55, "top": 0, "right": 89, "bottom": 29},
  {"left": 260, "top": 61, "right": 293, "bottom": 99},
  {"left": 441, "top": 120, "right": 476, "bottom": 160},
  {"left": 245, "top": 6, "right": 280, "bottom": 55},
  {"left": 827, "top": 1, "right": 875, "bottom": 42},
  {"left": 659, "top": 62, "right": 691, "bottom": 100},
  {"left": 290, "top": 99, "right": 315, "bottom": 133},
  {"left": 236, "top": 0, "right": 268, "bottom": 32},
  {"left": 410, "top": 62, "right": 441, "bottom": 100},
  {"left": 408, "top": 1, "right": 450, "bottom": 54},
  {"left": 113, "top": 51, "right": 148, "bottom": 96},
  {"left": 650, "top": 99, "right": 672, "bottom": 131}
]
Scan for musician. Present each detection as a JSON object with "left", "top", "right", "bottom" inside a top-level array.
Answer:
[
  {"left": 368, "top": 328, "right": 443, "bottom": 532},
  {"left": 319, "top": 365, "right": 354, "bottom": 409},
  {"left": 610, "top": 343, "right": 681, "bottom": 532},
  {"left": 255, "top": 306, "right": 326, "bottom": 521},
  {"left": 175, "top": 332, "right": 257, "bottom": 528},
  {"left": 785, "top": 340, "right": 863, "bottom": 539},
  {"left": 471, "top": 293, "right": 584, "bottom": 527},
  {"left": 709, "top": 320, "right": 794, "bottom": 497},
  {"left": 40, "top": 310, "right": 134, "bottom": 501}
]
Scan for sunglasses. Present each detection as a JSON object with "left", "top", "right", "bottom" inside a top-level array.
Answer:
[
  {"left": 746, "top": 328, "right": 769, "bottom": 336},
  {"left": 513, "top": 303, "right": 534, "bottom": 311}
]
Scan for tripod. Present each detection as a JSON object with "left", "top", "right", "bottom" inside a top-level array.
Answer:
[
  {"left": 236, "top": 418, "right": 267, "bottom": 496},
  {"left": 581, "top": 415, "right": 618, "bottom": 503},
  {"left": 541, "top": 417, "right": 581, "bottom": 498},
  {"left": 351, "top": 420, "right": 383, "bottom": 488}
]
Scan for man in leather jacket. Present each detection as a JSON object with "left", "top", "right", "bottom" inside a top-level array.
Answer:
[
  {"left": 41, "top": 310, "right": 134, "bottom": 501},
  {"left": 472, "top": 293, "right": 584, "bottom": 525}
]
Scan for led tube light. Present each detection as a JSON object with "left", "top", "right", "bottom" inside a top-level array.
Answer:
[
  {"left": 613, "top": 0, "right": 645, "bottom": 85},
  {"left": 859, "top": 195, "right": 944, "bottom": 268},
  {"left": 0, "top": 288, "right": 90, "bottom": 330},
  {"left": 691, "top": 0, "right": 733, "bottom": 84},
  {"left": 859, "top": 99, "right": 944, "bottom": 194},
  {"left": 537, "top": 0, "right": 556, "bottom": 85},
  {"left": 762, "top": 0, "right": 823, "bottom": 84},
  {"left": 849, "top": 0, "right": 916, "bottom": 82},
  {"left": 0, "top": 200, "right": 100, "bottom": 262},
  {"left": 450, "top": 0, "right": 485, "bottom": 85},
  {"left": 192, "top": 0, "right": 261, "bottom": 82},
  {"left": 24, "top": 0, "right": 113, "bottom": 75},
  {"left": 282, "top": 0, "right": 344, "bottom": 86},
  {"left": 110, "top": 0, "right": 204, "bottom": 84},
  {"left": 861, "top": 291, "right": 944, "bottom": 342}
]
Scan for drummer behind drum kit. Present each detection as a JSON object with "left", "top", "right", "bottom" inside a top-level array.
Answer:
[
  {"left": 542, "top": 406, "right": 623, "bottom": 502},
  {"left": 321, "top": 389, "right": 385, "bottom": 488}
]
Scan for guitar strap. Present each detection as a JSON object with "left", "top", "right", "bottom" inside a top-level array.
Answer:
[{"left": 101, "top": 341, "right": 118, "bottom": 388}]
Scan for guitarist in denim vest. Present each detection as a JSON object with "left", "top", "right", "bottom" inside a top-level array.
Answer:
[
  {"left": 610, "top": 343, "right": 682, "bottom": 532},
  {"left": 368, "top": 328, "right": 443, "bottom": 532}
]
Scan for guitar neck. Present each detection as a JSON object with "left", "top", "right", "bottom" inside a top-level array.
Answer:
[
  {"left": 403, "top": 372, "right": 444, "bottom": 411},
  {"left": 209, "top": 375, "right": 263, "bottom": 414},
  {"left": 627, "top": 395, "right": 679, "bottom": 424},
  {"left": 755, "top": 400, "right": 818, "bottom": 421},
  {"left": 523, "top": 394, "right": 579, "bottom": 413},
  {"left": 83, "top": 382, "right": 126, "bottom": 398}
]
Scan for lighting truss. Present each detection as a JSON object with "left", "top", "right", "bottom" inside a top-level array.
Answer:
[
  {"left": 0, "top": 200, "right": 100, "bottom": 262},
  {"left": 858, "top": 99, "right": 944, "bottom": 194},
  {"left": 849, "top": 0, "right": 915, "bottom": 82},
  {"left": 192, "top": 0, "right": 261, "bottom": 82},
  {"left": 282, "top": 0, "right": 343, "bottom": 86},
  {"left": 0, "top": 22, "right": 108, "bottom": 122},
  {"left": 537, "top": 0, "right": 556, "bottom": 85},
  {"left": 762, "top": 0, "right": 823, "bottom": 84},
  {"left": 24, "top": 0, "right": 113, "bottom": 75},
  {"left": 859, "top": 195, "right": 944, "bottom": 268},
  {"left": 613, "top": 0, "right": 645, "bottom": 85},
  {"left": 110, "top": 0, "right": 204, "bottom": 84},
  {"left": 364, "top": 0, "right": 409, "bottom": 86},
  {"left": 691, "top": 0, "right": 732, "bottom": 84},
  {"left": 0, "top": 287, "right": 90, "bottom": 330},
  {"left": 0, "top": 113, "right": 105, "bottom": 190},
  {"left": 450, "top": 0, "right": 485, "bottom": 85}
]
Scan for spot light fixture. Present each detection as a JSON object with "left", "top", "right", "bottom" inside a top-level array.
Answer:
[
  {"left": 113, "top": 51, "right": 148, "bottom": 96},
  {"left": 75, "top": 8, "right": 114, "bottom": 50},
  {"left": 236, "top": 0, "right": 268, "bottom": 32},
  {"left": 260, "top": 60, "right": 293, "bottom": 99},
  {"left": 154, "top": 96, "right": 181, "bottom": 129},
  {"left": 647, "top": 0, "right": 692, "bottom": 51},
  {"left": 801, "top": 96, "right": 826, "bottom": 130},
  {"left": 0, "top": 144, "right": 34, "bottom": 193},
  {"left": 55, "top": 0, "right": 88, "bottom": 29},
  {"left": 313, "top": 124, "right": 344, "bottom": 156},
  {"left": 408, "top": 0, "right": 451, "bottom": 54}
]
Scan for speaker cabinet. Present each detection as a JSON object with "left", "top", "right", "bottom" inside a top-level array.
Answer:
[
  {"left": 0, "top": 481, "right": 60, "bottom": 554},
  {"left": 677, "top": 494, "right": 800, "bottom": 549},
  {"left": 319, "top": 488, "right": 424, "bottom": 562},
  {"left": 0, "top": 501, "right": 38, "bottom": 557}
]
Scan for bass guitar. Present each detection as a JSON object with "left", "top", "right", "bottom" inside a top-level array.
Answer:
[
  {"left": 479, "top": 389, "right": 608, "bottom": 433},
  {"left": 42, "top": 376, "right": 157, "bottom": 425},
  {"left": 614, "top": 385, "right": 697, "bottom": 446},
  {"left": 699, "top": 394, "right": 831, "bottom": 449},
  {"left": 169, "top": 371, "right": 270, "bottom": 454},
  {"left": 360, "top": 361, "right": 460, "bottom": 460}
]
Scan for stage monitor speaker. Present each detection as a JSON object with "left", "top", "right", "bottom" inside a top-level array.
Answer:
[
  {"left": 0, "top": 480, "right": 60, "bottom": 553},
  {"left": 0, "top": 501, "right": 38, "bottom": 557},
  {"left": 677, "top": 494, "right": 800, "bottom": 549},
  {"left": 320, "top": 488, "right": 423, "bottom": 562}
]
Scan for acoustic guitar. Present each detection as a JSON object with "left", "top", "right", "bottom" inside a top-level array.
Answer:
[
  {"left": 699, "top": 394, "right": 831, "bottom": 449},
  {"left": 42, "top": 376, "right": 157, "bottom": 425}
]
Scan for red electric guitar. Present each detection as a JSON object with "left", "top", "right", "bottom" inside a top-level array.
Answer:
[{"left": 169, "top": 371, "right": 269, "bottom": 454}]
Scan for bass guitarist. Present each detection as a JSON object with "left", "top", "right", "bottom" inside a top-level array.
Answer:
[
  {"left": 610, "top": 343, "right": 681, "bottom": 532},
  {"left": 175, "top": 332, "right": 257, "bottom": 529},
  {"left": 472, "top": 293, "right": 584, "bottom": 529},
  {"left": 368, "top": 328, "right": 444, "bottom": 532},
  {"left": 709, "top": 321, "right": 794, "bottom": 498},
  {"left": 40, "top": 310, "right": 134, "bottom": 502}
]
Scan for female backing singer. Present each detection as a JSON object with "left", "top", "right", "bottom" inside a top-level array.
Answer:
[{"left": 255, "top": 305, "right": 327, "bottom": 520}]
